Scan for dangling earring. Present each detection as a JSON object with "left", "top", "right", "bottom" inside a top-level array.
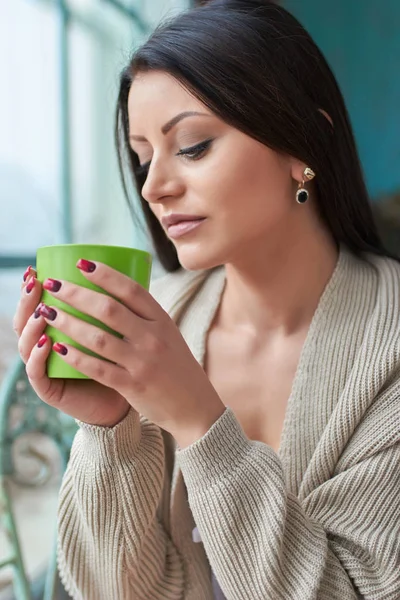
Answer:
[{"left": 296, "top": 167, "right": 315, "bottom": 204}]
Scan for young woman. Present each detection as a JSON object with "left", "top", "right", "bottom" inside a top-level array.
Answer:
[{"left": 14, "top": 1, "right": 400, "bottom": 598}]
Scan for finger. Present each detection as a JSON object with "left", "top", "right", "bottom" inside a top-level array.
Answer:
[
  {"left": 41, "top": 278, "right": 143, "bottom": 338},
  {"left": 51, "top": 341, "right": 131, "bottom": 393},
  {"left": 13, "top": 278, "right": 43, "bottom": 337},
  {"left": 76, "top": 259, "right": 160, "bottom": 321},
  {"left": 17, "top": 306, "right": 47, "bottom": 363},
  {"left": 21, "top": 266, "right": 37, "bottom": 290},
  {"left": 39, "top": 304, "right": 130, "bottom": 365},
  {"left": 25, "top": 334, "right": 61, "bottom": 403}
]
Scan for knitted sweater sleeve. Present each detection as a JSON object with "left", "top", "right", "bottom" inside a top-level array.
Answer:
[
  {"left": 56, "top": 270, "right": 208, "bottom": 600},
  {"left": 57, "top": 409, "right": 184, "bottom": 600},
  {"left": 177, "top": 402, "right": 400, "bottom": 600}
]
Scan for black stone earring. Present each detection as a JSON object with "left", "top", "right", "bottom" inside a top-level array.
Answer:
[{"left": 296, "top": 167, "right": 315, "bottom": 204}]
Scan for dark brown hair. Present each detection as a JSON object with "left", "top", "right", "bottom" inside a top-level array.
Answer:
[{"left": 116, "top": 0, "right": 388, "bottom": 272}]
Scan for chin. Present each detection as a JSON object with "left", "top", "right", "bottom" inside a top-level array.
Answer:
[{"left": 176, "top": 246, "right": 224, "bottom": 272}]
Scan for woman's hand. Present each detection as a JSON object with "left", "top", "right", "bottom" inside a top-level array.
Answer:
[
  {"left": 30, "top": 260, "right": 225, "bottom": 446},
  {"left": 14, "top": 266, "right": 131, "bottom": 428}
]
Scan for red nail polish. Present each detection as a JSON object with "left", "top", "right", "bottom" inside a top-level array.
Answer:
[
  {"left": 37, "top": 334, "right": 48, "bottom": 348},
  {"left": 26, "top": 277, "right": 36, "bottom": 294},
  {"left": 43, "top": 278, "right": 62, "bottom": 292},
  {"left": 53, "top": 342, "right": 68, "bottom": 356},
  {"left": 23, "top": 266, "right": 32, "bottom": 282},
  {"left": 39, "top": 305, "right": 57, "bottom": 321},
  {"left": 34, "top": 303, "right": 44, "bottom": 318},
  {"left": 76, "top": 259, "right": 96, "bottom": 273}
]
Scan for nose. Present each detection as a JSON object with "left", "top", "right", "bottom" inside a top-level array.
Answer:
[{"left": 141, "top": 157, "right": 184, "bottom": 206}]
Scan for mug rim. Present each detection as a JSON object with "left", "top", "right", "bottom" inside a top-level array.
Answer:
[{"left": 37, "top": 244, "right": 151, "bottom": 258}]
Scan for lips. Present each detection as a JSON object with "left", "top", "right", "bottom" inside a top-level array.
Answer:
[
  {"left": 161, "top": 213, "right": 205, "bottom": 229},
  {"left": 161, "top": 214, "right": 206, "bottom": 240}
]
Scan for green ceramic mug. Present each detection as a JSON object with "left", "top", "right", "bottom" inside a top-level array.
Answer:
[{"left": 36, "top": 244, "right": 152, "bottom": 379}]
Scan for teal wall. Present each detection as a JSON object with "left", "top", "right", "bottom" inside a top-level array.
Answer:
[{"left": 284, "top": 0, "right": 400, "bottom": 200}]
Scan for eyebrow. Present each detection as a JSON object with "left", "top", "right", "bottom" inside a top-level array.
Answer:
[{"left": 129, "top": 111, "right": 211, "bottom": 142}]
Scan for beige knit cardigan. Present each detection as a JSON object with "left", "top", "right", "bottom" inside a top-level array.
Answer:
[{"left": 57, "top": 247, "right": 400, "bottom": 599}]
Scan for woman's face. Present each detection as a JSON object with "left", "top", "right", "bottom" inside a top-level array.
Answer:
[{"left": 128, "top": 71, "right": 304, "bottom": 271}]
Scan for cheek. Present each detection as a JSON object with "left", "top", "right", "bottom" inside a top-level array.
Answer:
[{"left": 207, "top": 147, "right": 291, "bottom": 228}]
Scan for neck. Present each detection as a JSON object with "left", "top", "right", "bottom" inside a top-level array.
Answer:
[{"left": 218, "top": 228, "right": 339, "bottom": 336}]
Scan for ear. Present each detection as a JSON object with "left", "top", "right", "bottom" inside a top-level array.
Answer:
[{"left": 290, "top": 159, "right": 309, "bottom": 184}]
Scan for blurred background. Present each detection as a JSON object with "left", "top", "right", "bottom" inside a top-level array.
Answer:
[{"left": 0, "top": 0, "right": 399, "bottom": 598}]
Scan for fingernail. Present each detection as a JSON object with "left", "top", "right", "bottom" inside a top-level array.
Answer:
[
  {"left": 37, "top": 334, "right": 48, "bottom": 348},
  {"left": 43, "top": 278, "right": 62, "bottom": 292},
  {"left": 34, "top": 303, "right": 44, "bottom": 318},
  {"left": 76, "top": 259, "right": 96, "bottom": 273},
  {"left": 23, "top": 266, "right": 32, "bottom": 282},
  {"left": 26, "top": 277, "right": 36, "bottom": 294},
  {"left": 39, "top": 305, "right": 57, "bottom": 321},
  {"left": 53, "top": 342, "right": 68, "bottom": 356}
]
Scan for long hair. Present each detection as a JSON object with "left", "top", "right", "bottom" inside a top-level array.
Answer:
[{"left": 116, "top": 0, "right": 388, "bottom": 272}]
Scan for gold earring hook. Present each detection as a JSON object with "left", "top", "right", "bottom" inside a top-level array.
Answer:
[{"left": 303, "top": 167, "right": 315, "bottom": 181}]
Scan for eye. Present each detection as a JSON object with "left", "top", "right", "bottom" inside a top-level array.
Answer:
[
  {"left": 177, "top": 138, "right": 213, "bottom": 161},
  {"left": 133, "top": 138, "right": 213, "bottom": 180}
]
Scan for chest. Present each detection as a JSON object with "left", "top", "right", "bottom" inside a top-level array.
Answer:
[{"left": 204, "top": 327, "right": 305, "bottom": 452}]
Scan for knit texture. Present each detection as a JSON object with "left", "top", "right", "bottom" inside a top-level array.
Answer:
[{"left": 57, "top": 247, "right": 400, "bottom": 599}]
